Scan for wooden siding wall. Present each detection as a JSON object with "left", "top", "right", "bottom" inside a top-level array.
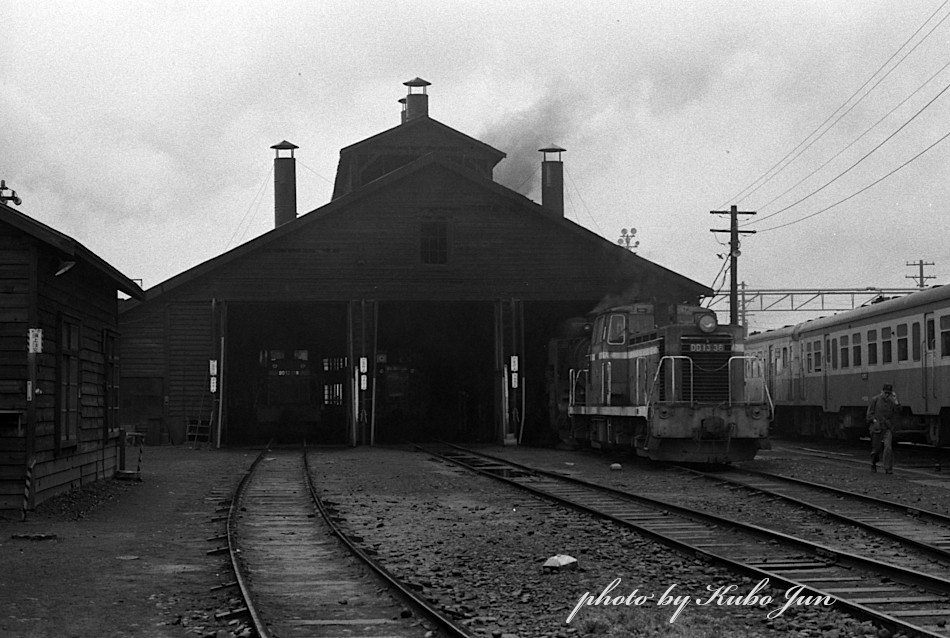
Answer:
[
  {"left": 119, "top": 300, "right": 213, "bottom": 444},
  {"left": 0, "top": 232, "right": 31, "bottom": 508},
  {"left": 150, "top": 167, "right": 695, "bottom": 305},
  {"left": 0, "top": 225, "right": 123, "bottom": 511}
]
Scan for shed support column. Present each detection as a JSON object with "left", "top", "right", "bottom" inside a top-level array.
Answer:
[
  {"left": 347, "top": 300, "right": 378, "bottom": 446},
  {"left": 494, "top": 298, "right": 524, "bottom": 445}
]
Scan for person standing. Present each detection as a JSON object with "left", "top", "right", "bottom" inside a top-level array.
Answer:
[{"left": 867, "top": 383, "right": 899, "bottom": 474}]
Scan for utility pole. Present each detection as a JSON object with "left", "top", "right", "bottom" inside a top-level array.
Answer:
[
  {"left": 905, "top": 260, "right": 935, "bottom": 289},
  {"left": 710, "top": 205, "right": 756, "bottom": 326}
]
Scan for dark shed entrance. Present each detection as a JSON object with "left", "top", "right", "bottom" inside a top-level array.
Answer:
[
  {"left": 372, "top": 301, "right": 495, "bottom": 443},
  {"left": 225, "top": 302, "right": 348, "bottom": 444}
]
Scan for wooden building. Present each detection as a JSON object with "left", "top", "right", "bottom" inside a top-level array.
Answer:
[
  {"left": 119, "top": 79, "right": 710, "bottom": 447},
  {"left": 0, "top": 200, "right": 143, "bottom": 513}
]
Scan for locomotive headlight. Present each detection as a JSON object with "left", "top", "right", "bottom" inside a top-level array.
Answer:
[{"left": 696, "top": 313, "right": 718, "bottom": 333}]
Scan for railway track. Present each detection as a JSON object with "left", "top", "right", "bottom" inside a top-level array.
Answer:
[
  {"left": 417, "top": 442, "right": 950, "bottom": 638},
  {"left": 225, "top": 445, "right": 469, "bottom": 638},
  {"left": 674, "top": 464, "right": 950, "bottom": 571}
]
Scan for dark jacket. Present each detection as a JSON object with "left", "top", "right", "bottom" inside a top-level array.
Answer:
[{"left": 867, "top": 391, "right": 899, "bottom": 429}]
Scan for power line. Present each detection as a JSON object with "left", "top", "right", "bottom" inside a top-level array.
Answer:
[
  {"left": 756, "top": 126, "right": 950, "bottom": 233},
  {"left": 720, "top": 0, "right": 950, "bottom": 208},
  {"left": 750, "top": 56, "right": 950, "bottom": 222},
  {"left": 746, "top": 75, "right": 950, "bottom": 227}
]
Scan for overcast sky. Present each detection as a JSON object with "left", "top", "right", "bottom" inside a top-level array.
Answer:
[{"left": 3, "top": 1, "right": 949, "bottom": 331}]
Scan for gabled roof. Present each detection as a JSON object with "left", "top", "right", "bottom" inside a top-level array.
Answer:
[
  {"left": 339, "top": 115, "right": 506, "bottom": 159},
  {"left": 126, "top": 152, "right": 709, "bottom": 308},
  {"left": 332, "top": 115, "right": 506, "bottom": 199},
  {"left": 0, "top": 201, "right": 144, "bottom": 299}
]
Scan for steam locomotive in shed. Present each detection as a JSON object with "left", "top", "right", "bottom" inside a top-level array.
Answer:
[
  {"left": 549, "top": 303, "right": 772, "bottom": 463},
  {"left": 745, "top": 285, "right": 950, "bottom": 446}
]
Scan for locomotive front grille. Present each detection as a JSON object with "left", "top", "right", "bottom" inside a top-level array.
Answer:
[{"left": 680, "top": 335, "right": 733, "bottom": 402}]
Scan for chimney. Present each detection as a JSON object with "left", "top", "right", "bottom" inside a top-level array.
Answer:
[
  {"left": 271, "top": 141, "right": 298, "bottom": 227},
  {"left": 399, "top": 97, "right": 407, "bottom": 124},
  {"left": 403, "top": 77, "right": 430, "bottom": 121},
  {"left": 539, "top": 145, "right": 565, "bottom": 217}
]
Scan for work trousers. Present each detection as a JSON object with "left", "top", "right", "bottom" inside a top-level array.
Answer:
[{"left": 871, "top": 427, "right": 893, "bottom": 472}]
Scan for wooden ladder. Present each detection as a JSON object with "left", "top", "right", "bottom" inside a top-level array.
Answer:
[{"left": 186, "top": 414, "right": 212, "bottom": 448}]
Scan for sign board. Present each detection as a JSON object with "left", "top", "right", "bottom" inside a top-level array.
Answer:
[
  {"left": 209, "top": 359, "right": 218, "bottom": 376},
  {"left": 28, "top": 328, "right": 43, "bottom": 354},
  {"left": 360, "top": 374, "right": 368, "bottom": 391},
  {"left": 509, "top": 355, "right": 519, "bottom": 372},
  {"left": 210, "top": 377, "right": 218, "bottom": 393},
  {"left": 359, "top": 357, "right": 368, "bottom": 373}
]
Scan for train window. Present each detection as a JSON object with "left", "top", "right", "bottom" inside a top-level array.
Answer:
[
  {"left": 593, "top": 317, "right": 606, "bottom": 342},
  {"left": 607, "top": 315, "right": 626, "bottom": 345},
  {"left": 897, "top": 324, "right": 908, "bottom": 362},
  {"left": 806, "top": 342, "right": 813, "bottom": 373},
  {"left": 831, "top": 338, "right": 838, "bottom": 369},
  {"left": 882, "top": 327, "right": 892, "bottom": 364},
  {"left": 852, "top": 333, "right": 862, "bottom": 367},
  {"left": 927, "top": 319, "right": 936, "bottom": 351},
  {"left": 813, "top": 341, "right": 822, "bottom": 372},
  {"left": 867, "top": 329, "right": 877, "bottom": 365},
  {"left": 941, "top": 316, "right": 950, "bottom": 357},
  {"left": 912, "top": 322, "right": 921, "bottom": 361},
  {"left": 781, "top": 347, "right": 788, "bottom": 370},
  {"left": 840, "top": 336, "right": 849, "bottom": 368}
]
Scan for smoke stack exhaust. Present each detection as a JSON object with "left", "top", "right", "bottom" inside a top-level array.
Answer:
[
  {"left": 539, "top": 145, "right": 565, "bottom": 217},
  {"left": 403, "top": 77, "right": 431, "bottom": 121},
  {"left": 271, "top": 141, "right": 298, "bottom": 227}
]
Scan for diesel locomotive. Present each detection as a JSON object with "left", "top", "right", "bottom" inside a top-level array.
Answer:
[{"left": 549, "top": 303, "right": 772, "bottom": 463}]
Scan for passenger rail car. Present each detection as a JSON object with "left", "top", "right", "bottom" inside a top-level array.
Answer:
[
  {"left": 549, "top": 303, "right": 772, "bottom": 463},
  {"left": 745, "top": 285, "right": 950, "bottom": 446}
]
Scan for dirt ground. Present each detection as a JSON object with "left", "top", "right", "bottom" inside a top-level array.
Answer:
[{"left": 0, "top": 446, "right": 257, "bottom": 638}]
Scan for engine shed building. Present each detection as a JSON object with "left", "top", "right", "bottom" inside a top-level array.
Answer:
[
  {"left": 0, "top": 200, "right": 144, "bottom": 513},
  {"left": 118, "top": 79, "right": 710, "bottom": 447}
]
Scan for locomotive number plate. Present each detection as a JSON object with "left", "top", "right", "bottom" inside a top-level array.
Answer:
[{"left": 689, "top": 343, "right": 727, "bottom": 352}]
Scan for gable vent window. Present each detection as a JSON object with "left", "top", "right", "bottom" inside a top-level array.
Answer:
[{"left": 420, "top": 219, "right": 449, "bottom": 265}]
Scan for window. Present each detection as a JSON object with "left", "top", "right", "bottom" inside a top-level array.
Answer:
[
  {"left": 852, "top": 332, "right": 862, "bottom": 367},
  {"left": 420, "top": 219, "right": 448, "bottom": 264},
  {"left": 103, "top": 330, "right": 119, "bottom": 439},
  {"left": 57, "top": 317, "right": 81, "bottom": 447},
  {"left": 606, "top": 315, "right": 626, "bottom": 345},
  {"left": 882, "top": 327, "right": 893, "bottom": 364},
  {"left": 806, "top": 342, "right": 813, "bottom": 373},
  {"left": 867, "top": 329, "right": 878, "bottom": 365},
  {"left": 897, "top": 324, "right": 908, "bottom": 362},
  {"left": 813, "top": 341, "right": 822, "bottom": 372},
  {"left": 912, "top": 322, "right": 921, "bottom": 362},
  {"left": 840, "top": 335, "right": 849, "bottom": 368},
  {"left": 831, "top": 338, "right": 838, "bottom": 369},
  {"left": 927, "top": 318, "right": 936, "bottom": 351},
  {"left": 941, "top": 316, "right": 950, "bottom": 357}
]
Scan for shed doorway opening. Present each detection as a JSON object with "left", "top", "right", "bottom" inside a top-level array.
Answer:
[
  {"left": 371, "top": 301, "right": 494, "bottom": 443},
  {"left": 225, "top": 302, "right": 348, "bottom": 444}
]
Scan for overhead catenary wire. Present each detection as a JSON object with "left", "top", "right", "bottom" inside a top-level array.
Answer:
[
  {"left": 756, "top": 126, "right": 950, "bottom": 234},
  {"left": 745, "top": 75, "right": 950, "bottom": 227},
  {"left": 719, "top": 0, "right": 950, "bottom": 209},
  {"left": 749, "top": 55, "right": 950, "bottom": 223}
]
